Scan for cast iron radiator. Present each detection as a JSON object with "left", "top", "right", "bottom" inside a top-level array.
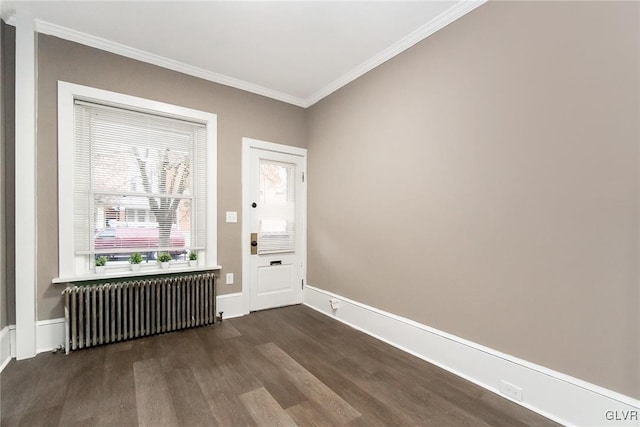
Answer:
[{"left": 62, "top": 272, "right": 216, "bottom": 353}]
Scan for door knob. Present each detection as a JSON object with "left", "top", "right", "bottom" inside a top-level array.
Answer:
[{"left": 251, "top": 240, "right": 257, "bottom": 247}]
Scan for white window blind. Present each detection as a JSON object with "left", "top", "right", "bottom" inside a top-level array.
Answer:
[
  {"left": 73, "top": 100, "right": 207, "bottom": 257},
  {"left": 257, "top": 159, "right": 296, "bottom": 254}
]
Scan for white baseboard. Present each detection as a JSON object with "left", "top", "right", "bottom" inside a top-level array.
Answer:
[
  {"left": 304, "top": 285, "right": 640, "bottom": 427},
  {"left": 9, "top": 325, "right": 16, "bottom": 358},
  {"left": 0, "top": 326, "right": 12, "bottom": 372},
  {"left": 28, "top": 293, "right": 247, "bottom": 355},
  {"left": 36, "top": 318, "right": 65, "bottom": 353},
  {"left": 0, "top": 294, "right": 248, "bottom": 372},
  {"left": 216, "top": 292, "right": 246, "bottom": 320}
]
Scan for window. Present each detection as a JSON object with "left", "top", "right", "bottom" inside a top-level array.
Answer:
[
  {"left": 57, "top": 82, "right": 217, "bottom": 278},
  {"left": 257, "top": 159, "right": 296, "bottom": 254}
]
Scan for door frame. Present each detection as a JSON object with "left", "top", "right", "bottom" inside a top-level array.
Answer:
[{"left": 241, "top": 138, "right": 307, "bottom": 314}]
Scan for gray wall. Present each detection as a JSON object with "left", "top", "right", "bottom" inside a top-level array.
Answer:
[
  {"left": 307, "top": 1, "right": 639, "bottom": 399},
  {"left": 0, "top": 21, "right": 6, "bottom": 330},
  {"left": 36, "top": 34, "right": 307, "bottom": 321},
  {"left": 3, "top": 0, "right": 638, "bottom": 401},
  {"left": 1, "top": 22, "right": 15, "bottom": 328}
]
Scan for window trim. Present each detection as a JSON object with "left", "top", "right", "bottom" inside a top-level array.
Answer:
[{"left": 56, "top": 81, "right": 218, "bottom": 281}]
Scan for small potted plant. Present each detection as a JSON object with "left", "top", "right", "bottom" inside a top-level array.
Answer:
[
  {"left": 95, "top": 256, "right": 108, "bottom": 274},
  {"left": 158, "top": 252, "right": 172, "bottom": 269},
  {"left": 189, "top": 251, "right": 198, "bottom": 267},
  {"left": 129, "top": 252, "right": 143, "bottom": 271}
]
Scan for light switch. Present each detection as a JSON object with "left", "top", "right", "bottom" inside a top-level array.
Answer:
[
  {"left": 226, "top": 273, "right": 234, "bottom": 285},
  {"left": 225, "top": 211, "right": 237, "bottom": 223}
]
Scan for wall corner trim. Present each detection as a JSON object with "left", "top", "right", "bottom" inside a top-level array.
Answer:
[
  {"left": 14, "top": 11, "right": 38, "bottom": 360},
  {"left": 303, "top": 285, "right": 640, "bottom": 427}
]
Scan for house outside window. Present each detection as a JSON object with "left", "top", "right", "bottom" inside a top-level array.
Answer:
[{"left": 57, "top": 82, "right": 217, "bottom": 278}]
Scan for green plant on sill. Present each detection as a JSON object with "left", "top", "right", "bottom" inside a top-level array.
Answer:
[
  {"left": 95, "top": 256, "right": 108, "bottom": 267},
  {"left": 129, "top": 252, "right": 143, "bottom": 264},
  {"left": 157, "top": 252, "right": 172, "bottom": 263},
  {"left": 189, "top": 251, "right": 198, "bottom": 261}
]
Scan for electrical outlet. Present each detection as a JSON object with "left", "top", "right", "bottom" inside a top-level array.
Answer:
[
  {"left": 500, "top": 380, "right": 523, "bottom": 401},
  {"left": 225, "top": 211, "right": 237, "bottom": 223},
  {"left": 225, "top": 273, "right": 234, "bottom": 285}
]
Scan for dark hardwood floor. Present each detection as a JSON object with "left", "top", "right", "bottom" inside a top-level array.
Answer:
[{"left": 1, "top": 305, "right": 559, "bottom": 426}]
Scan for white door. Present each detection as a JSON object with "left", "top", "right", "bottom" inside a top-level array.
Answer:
[{"left": 245, "top": 141, "right": 306, "bottom": 311}]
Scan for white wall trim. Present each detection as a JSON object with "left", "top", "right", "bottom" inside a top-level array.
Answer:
[
  {"left": 5, "top": 2, "right": 484, "bottom": 109},
  {"left": 32, "top": 19, "right": 307, "bottom": 108},
  {"left": 9, "top": 325, "right": 16, "bottom": 358},
  {"left": 14, "top": 11, "right": 37, "bottom": 360},
  {"left": 57, "top": 81, "right": 218, "bottom": 278},
  {"left": 0, "top": 326, "right": 12, "bottom": 372},
  {"left": 0, "top": 319, "right": 67, "bottom": 357},
  {"left": 30, "top": 292, "right": 247, "bottom": 354},
  {"left": 304, "top": 285, "right": 640, "bottom": 427},
  {"left": 216, "top": 292, "right": 245, "bottom": 320},
  {"left": 242, "top": 138, "right": 307, "bottom": 158},
  {"left": 304, "top": 0, "right": 487, "bottom": 106},
  {"left": 36, "top": 318, "right": 65, "bottom": 353}
]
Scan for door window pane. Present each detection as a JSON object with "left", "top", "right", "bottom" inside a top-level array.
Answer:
[{"left": 258, "top": 159, "right": 295, "bottom": 254}]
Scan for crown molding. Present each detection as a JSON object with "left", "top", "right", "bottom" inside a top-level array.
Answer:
[
  {"left": 19, "top": 18, "right": 308, "bottom": 107},
  {"left": 5, "top": 1, "right": 486, "bottom": 109},
  {"left": 304, "top": 0, "right": 487, "bottom": 107}
]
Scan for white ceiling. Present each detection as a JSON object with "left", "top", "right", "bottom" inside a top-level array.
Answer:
[{"left": 2, "top": 1, "right": 485, "bottom": 107}]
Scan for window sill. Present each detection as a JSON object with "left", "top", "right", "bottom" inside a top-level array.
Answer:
[{"left": 52, "top": 264, "right": 222, "bottom": 285}]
